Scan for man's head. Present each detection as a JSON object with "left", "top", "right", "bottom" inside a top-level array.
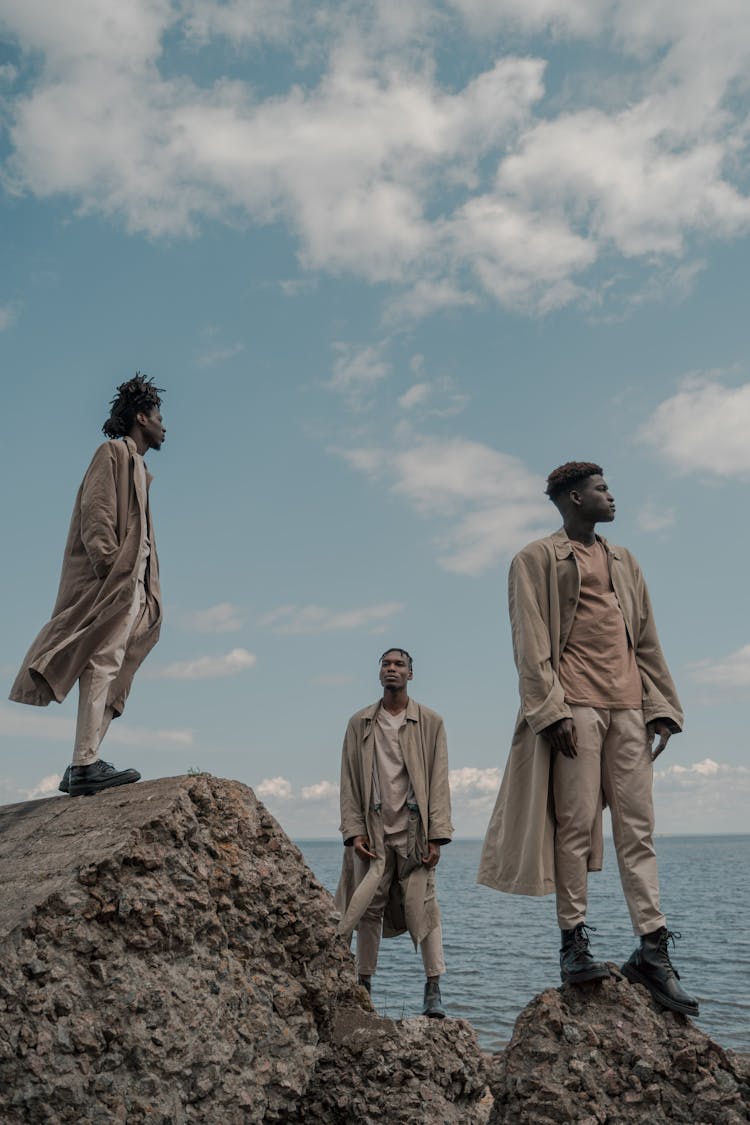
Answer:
[
  {"left": 379, "top": 648, "right": 413, "bottom": 692},
  {"left": 103, "top": 374, "right": 166, "bottom": 451},
  {"left": 545, "top": 461, "right": 615, "bottom": 524}
]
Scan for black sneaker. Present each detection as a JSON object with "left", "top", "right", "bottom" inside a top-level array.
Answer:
[
  {"left": 622, "top": 928, "right": 699, "bottom": 1016},
  {"left": 68, "top": 760, "right": 141, "bottom": 797},
  {"left": 560, "top": 923, "right": 610, "bottom": 984},
  {"left": 422, "top": 980, "right": 446, "bottom": 1018}
]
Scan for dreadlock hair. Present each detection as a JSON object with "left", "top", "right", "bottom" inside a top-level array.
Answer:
[
  {"left": 102, "top": 373, "right": 165, "bottom": 439},
  {"left": 545, "top": 461, "right": 603, "bottom": 504},
  {"left": 380, "top": 647, "right": 413, "bottom": 671}
]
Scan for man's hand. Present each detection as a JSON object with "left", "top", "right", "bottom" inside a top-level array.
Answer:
[
  {"left": 646, "top": 719, "right": 673, "bottom": 761},
  {"left": 542, "top": 717, "right": 578, "bottom": 757},
  {"left": 422, "top": 841, "right": 441, "bottom": 869},
  {"left": 353, "top": 835, "right": 376, "bottom": 861}
]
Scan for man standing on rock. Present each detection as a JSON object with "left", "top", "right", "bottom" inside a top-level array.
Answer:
[
  {"left": 336, "top": 648, "right": 453, "bottom": 1018},
  {"left": 9, "top": 374, "right": 165, "bottom": 798},
  {"left": 478, "top": 462, "right": 699, "bottom": 1017}
]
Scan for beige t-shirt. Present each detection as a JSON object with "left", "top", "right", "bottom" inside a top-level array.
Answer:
[
  {"left": 373, "top": 707, "right": 410, "bottom": 835},
  {"left": 133, "top": 453, "right": 151, "bottom": 563},
  {"left": 558, "top": 539, "right": 642, "bottom": 709}
]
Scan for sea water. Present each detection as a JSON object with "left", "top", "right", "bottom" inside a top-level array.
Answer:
[{"left": 298, "top": 835, "right": 750, "bottom": 1054}]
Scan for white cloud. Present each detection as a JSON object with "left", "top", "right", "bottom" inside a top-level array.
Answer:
[
  {"left": 635, "top": 502, "right": 676, "bottom": 533},
  {"left": 652, "top": 758, "right": 750, "bottom": 834},
  {"left": 301, "top": 780, "right": 339, "bottom": 801},
  {"left": 689, "top": 645, "right": 750, "bottom": 688},
  {"left": 398, "top": 383, "right": 431, "bottom": 409},
  {"left": 2, "top": 0, "right": 749, "bottom": 315},
  {"left": 0, "top": 303, "right": 20, "bottom": 331},
  {"left": 260, "top": 602, "right": 404, "bottom": 635},
  {"left": 195, "top": 341, "right": 244, "bottom": 367},
  {"left": 153, "top": 647, "right": 257, "bottom": 679},
  {"left": 23, "top": 773, "right": 62, "bottom": 800},
  {"left": 256, "top": 776, "right": 293, "bottom": 799},
  {"left": 639, "top": 374, "right": 750, "bottom": 476},
  {"left": 337, "top": 434, "right": 552, "bottom": 574},
  {"left": 182, "top": 602, "right": 244, "bottom": 633},
  {"left": 328, "top": 342, "right": 391, "bottom": 399},
  {"left": 0, "top": 703, "right": 193, "bottom": 746}
]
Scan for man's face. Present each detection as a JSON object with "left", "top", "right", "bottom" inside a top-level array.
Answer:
[
  {"left": 573, "top": 473, "right": 615, "bottom": 523},
  {"left": 139, "top": 408, "right": 166, "bottom": 451},
  {"left": 379, "top": 651, "right": 413, "bottom": 691}
]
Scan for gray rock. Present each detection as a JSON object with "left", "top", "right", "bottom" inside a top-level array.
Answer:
[{"left": 0, "top": 775, "right": 490, "bottom": 1124}]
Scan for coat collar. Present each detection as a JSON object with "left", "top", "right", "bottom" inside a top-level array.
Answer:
[
  {"left": 361, "top": 696, "right": 419, "bottom": 726},
  {"left": 551, "top": 527, "right": 621, "bottom": 561}
]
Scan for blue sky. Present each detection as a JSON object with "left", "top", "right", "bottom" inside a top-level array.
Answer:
[{"left": 1, "top": 0, "right": 749, "bottom": 836}]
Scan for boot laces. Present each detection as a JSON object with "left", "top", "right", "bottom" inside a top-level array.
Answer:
[
  {"left": 654, "top": 928, "right": 682, "bottom": 977},
  {"left": 573, "top": 922, "right": 597, "bottom": 953}
]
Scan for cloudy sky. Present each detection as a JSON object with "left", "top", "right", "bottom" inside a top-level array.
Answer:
[{"left": 2, "top": 0, "right": 749, "bottom": 837}]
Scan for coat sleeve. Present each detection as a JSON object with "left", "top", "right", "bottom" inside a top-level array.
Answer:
[
  {"left": 634, "top": 568, "right": 684, "bottom": 732},
  {"left": 339, "top": 718, "right": 367, "bottom": 845},
  {"left": 427, "top": 718, "right": 453, "bottom": 844},
  {"left": 80, "top": 444, "right": 121, "bottom": 580},
  {"left": 509, "top": 550, "right": 571, "bottom": 735}
]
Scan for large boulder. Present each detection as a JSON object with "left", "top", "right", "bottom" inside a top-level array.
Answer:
[
  {"left": 487, "top": 970, "right": 750, "bottom": 1125},
  {"left": 0, "top": 774, "right": 489, "bottom": 1124}
]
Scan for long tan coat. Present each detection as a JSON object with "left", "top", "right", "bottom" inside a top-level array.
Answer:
[
  {"left": 335, "top": 697, "right": 453, "bottom": 946},
  {"left": 9, "top": 437, "right": 162, "bottom": 718},
  {"left": 477, "top": 528, "right": 683, "bottom": 897}
]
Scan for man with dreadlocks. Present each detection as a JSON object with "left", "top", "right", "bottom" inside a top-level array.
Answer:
[
  {"left": 10, "top": 375, "right": 166, "bottom": 797},
  {"left": 335, "top": 648, "right": 453, "bottom": 1018},
  {"left": 478, "top": 462, "right": 699, "bottom": 1017}
]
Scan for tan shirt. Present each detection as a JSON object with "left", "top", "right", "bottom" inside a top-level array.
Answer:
[
  {"left": 559, "top": 539, "right": 642, "bottom": 708},
  {"left": 373, "top": 707, "right": 410, "bottom": 834}
]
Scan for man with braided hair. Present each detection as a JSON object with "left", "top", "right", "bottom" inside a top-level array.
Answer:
[
  {"left": 10, "top": 375, "right": 166, "bottom": 797},
  {"left": 478, "top": 462, "right": 699, "bottom": 1016}
]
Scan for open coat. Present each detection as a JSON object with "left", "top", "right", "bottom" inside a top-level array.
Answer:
[
  {"left": 9, "top": 437, "right": 162, "bottom": 718},
  {"left": 477, "top": 528, "right": 683, "bottom": 897},
  {"left": 335, "top": 697, "right": 453, "bottom": 947}
]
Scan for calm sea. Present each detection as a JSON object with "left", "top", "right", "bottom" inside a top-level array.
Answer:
[{"left": 298, "top": 835, "right": 750, "bottom": 1054}]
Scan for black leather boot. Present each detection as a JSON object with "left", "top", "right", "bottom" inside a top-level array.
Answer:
[
  {"left": 357, "top": 975, "right": 372, "bottom": 995},
  {"left": 58, "top": 765, "right": 71, "bottom": 793},
  {"left": 68, "top": 759, "right": 141, "bottom": 797},
  {"left": 422, "top": 979, "right": 445, "bottom": 1018},
  {"left": 560, "top": 923, "right": 610, "bottom": 984},
  {"left": 622, "top": 927, "right": 699, "bottom": 1016}
]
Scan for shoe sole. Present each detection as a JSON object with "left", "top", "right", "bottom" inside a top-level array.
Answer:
[
  {"left": 621, "top": 963, "right": 699, "bottom": 1016},
  {"left": 68, "top": 775, "right": 140, "bottom": 798},
  {"left": 561, "top": 966, "right": 610, "bottom": 985},
  {"left": 423, "top": 1011, "right": 446, "bottom": 1019}
]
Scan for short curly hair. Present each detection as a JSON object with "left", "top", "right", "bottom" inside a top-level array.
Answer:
[
  {"left": 102, "top": 373, "right": 164, "bottom": 439},
  {"left": 380, "top": 648, "right": 413, "bottom": 672},
  {"left": 545, "top": 461, "right": 603, "bottom": 502}
]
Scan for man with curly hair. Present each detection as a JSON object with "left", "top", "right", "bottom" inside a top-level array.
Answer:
[
  {"left": 478, "top": 462, "right": 699, "bottom": 1017},
  {"left": 10, "top": 375, "right": 166, "bottom": 797}
]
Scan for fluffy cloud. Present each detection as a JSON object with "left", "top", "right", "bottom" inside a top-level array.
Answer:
[
  {"left": 689, "top": 645, "right": 750, "bottom": 688},
  {"left": 4, "top": 0, "right": 748, "bottom": 313},
  {"left": 181, "top": 602, "right": 245, "bottom": 633},
  {"left": 337, "top": 433, "right": 551, "bottom": 574},
  {"left": 153, "top": 647, "right": 257, "bottom": 679},
  {"left": 256, "top": 776, "right": 293, "bottom": 799},
  {"left": 652, "top": 758, "right": 750, "bottom": 834},
  {"left": 260, "top": 602, "right": 404, "bottom": 634},
  {"left": 639, "top": 374, "right": 750, "bottom": 477}
]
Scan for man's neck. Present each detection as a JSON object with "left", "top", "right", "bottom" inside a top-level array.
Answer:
[
  {"left": 127, "top": 429, "right": 148, "bottom": 456},
  {"left": 382, "top": 689, "right": 408, "bottom": 715},
  {"left": 563, "top": 516, "right": 597, "bottom": 546}
]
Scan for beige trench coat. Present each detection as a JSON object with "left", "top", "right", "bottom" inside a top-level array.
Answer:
[
  {"left": 335, "top": 697, "right": 453, "bottom": 947},
  {"left": 477, "top": 528, "right": 683, "bottom": 897},
  {"left": 9, "top": 437, "right": 162, "bottom": 718}
]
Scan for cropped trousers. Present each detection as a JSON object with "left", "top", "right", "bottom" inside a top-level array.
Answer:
[
  {"left": 354, "top": 842, "right": 446, "bottom": 978},
  {"left": 552, "top": 705, "right": 666, "bottom": 936}
]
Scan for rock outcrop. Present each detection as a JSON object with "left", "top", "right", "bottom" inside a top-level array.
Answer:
[
  {"left": 0, "top": 775, "right": 489, "bottom": 1124},
  {"left": 487, "top": 971, "right": 750, "bottom": 1125}
]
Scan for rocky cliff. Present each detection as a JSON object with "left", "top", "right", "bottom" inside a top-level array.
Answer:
[
  {"left": 1, "top": 775, "right": 748, "bottom": 1125},
  {"left": 0, "top": 775, "right": 488, "bottom": 1124}
]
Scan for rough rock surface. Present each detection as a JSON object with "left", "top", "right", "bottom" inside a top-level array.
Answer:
[
  {"left": 0, "top": 774, "right": 489, "bottom": 1124},
  {"left": 487, "top": 970, "right": 750, "bottom": 1125}
]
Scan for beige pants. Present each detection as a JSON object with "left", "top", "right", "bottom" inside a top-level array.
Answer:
[
  {"left": 354, "top": 843, "right": 446, "bottom": 978},
  {"left": 73, "top": 566, "right": 148, "bottom": 766},
  {"left": 552, "top": 705, "right": 666, "bottom": 936}
]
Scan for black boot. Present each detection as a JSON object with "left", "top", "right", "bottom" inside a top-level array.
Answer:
[
  {"left": 357, "top": 975, "right": 372, "bottom": 995},
  {"left": 622, "top": 927, "right": 699, "bottom": 1016},
  {"left": 58, "top": 765, "right": 71, "bottom": 793},
  {"left": 422, "top": 979, "right": 445, "bottom": 1018},
  {"left": 560, "top": 923, "right": 610, "bottom": 984},
  {"left": 68, "top": 759, "right": 141, "bottom": 797}
]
